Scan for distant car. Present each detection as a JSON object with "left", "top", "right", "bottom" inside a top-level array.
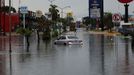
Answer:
[
  {"left": 54, "top": 35, "right": 83, "bottom": 45},
  {"left": 118, "top": 22, "right": 134, "bottom": 36}
]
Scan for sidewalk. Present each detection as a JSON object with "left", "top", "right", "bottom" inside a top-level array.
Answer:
[
  {"left": 0, "top": 32, "right": 20, "bottom": 37},
  {"left": 5, "top": 32, "right": 20, "bottom": 36},
  {"left": 89, "top": 30, "right": 121, "bottom": 36}
]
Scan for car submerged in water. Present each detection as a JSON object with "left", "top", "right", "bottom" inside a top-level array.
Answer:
[{"left": 54, "top": 35, "right": 83, "bottom": 45}]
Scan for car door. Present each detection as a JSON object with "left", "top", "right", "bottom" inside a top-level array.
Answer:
[{"left": 57, "top": 36, "right": 66, "bottom": 44}]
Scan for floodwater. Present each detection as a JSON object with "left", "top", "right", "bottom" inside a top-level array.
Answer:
[{"left": 0, "top": 29, "right": 134, "bottom": 75}]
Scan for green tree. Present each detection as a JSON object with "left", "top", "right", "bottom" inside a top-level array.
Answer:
[
  {"left": 1, "top": 6, "right": 16, "bottom": 13},
  {"left": 82, "top": 17, "right": 90, "bottom": 26},
  {"left": 48, "top": 4, "right": 61, "bottom": 37},
  {"left": 16, "top": 28, "right": 32, "bottom": 46},
  {"left": 49, "top": 4, "right": 59, "bottom": 21},
  {"left": 104, "top": 12, "right": 113, "bottom": 32},
  {"left": 36, "top": 16, "right": 51, "bottom": 40},
  {"left": 58, "top": 18, "right": 67, "bottom": 32}
]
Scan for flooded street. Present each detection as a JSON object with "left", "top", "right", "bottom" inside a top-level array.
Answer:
[{"left": 0, "top": 29, "right": 134, "bottom": 75}]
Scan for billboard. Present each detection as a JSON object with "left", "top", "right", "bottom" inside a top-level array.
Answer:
[{"left": 89, "top": 0, "right": 102, "bottom": 19}]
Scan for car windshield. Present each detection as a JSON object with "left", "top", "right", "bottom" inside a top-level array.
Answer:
[{"left": 68, "top": 36, "right": 78, "bottom": 39}]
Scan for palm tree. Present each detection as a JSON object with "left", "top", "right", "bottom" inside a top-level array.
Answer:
[
  {"left": 48, "top": 4, "right": 60, "bottom": 37},
  {"left": 49, "top": 4, "right": 59, "bottom": 21}
]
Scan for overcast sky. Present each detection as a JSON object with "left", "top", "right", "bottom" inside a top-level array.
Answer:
[{"left": 5, "top": 0, "right": 134, "bottom": 19}]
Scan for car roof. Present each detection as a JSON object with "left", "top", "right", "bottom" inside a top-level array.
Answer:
[{"left": 60, "top": 35, "right": 77, "bottom": 37}]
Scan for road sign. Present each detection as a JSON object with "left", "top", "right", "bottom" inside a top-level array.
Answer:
[
  {"left": 118, "top": 0, "right": 133, "bottom": 3},
  {"left": 112, "top": 14, "right": 121, "bottom": 22},
  {"left": 20, "top": 6, "right": 28, "bottom": 14}
]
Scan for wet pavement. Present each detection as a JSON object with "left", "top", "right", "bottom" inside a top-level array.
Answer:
[{"left": 0, "top": 29, "right": 134, "bottom": 75}]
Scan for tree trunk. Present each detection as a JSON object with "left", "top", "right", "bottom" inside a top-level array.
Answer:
[
  {"left": 26, "top": 36, "right": 30, "bottom": 47},
  {"left": 25, "top": 36, "right": 30, "bottom": 52},
  {"left": 37, "top": 30, "right": 40, "bottom": 43}
]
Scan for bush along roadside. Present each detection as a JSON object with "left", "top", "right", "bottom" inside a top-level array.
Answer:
[{"left": 16, "top": 27, "right": 32, "bottom": 46}]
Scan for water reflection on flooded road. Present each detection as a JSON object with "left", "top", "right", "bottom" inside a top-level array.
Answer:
[
  {"left": 0, "top": 30, "right": 134, "bottom": 75},
  {"left": 89, "top": 34, "right": 134, "bottom": 75}
]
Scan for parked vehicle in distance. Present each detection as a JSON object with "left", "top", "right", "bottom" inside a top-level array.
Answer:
[
  {"left": 118, "top": 22, "right": 134, "bottom": 36},
  {"left": 54, "top": 35, "right": 83, "bottom": 45}
]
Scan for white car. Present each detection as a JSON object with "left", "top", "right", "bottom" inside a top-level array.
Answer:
[{"left": 54, "top": 35, "right": 83, "bottom": 45}]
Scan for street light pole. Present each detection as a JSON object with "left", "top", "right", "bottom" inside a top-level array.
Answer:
[
  {"left": 9, "top": 0, "right": 12, "bottom": 75},
  {"left": 9, "top": 0, "right": 11, "bottom": 53},
  {"left": 58, "top": 6, "right": 71, "bottom": 18}
]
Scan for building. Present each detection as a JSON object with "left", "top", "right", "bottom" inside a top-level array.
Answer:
[
  {"left": 1, "top": 13, "right": 19, "bottom": 32},
  {"left": 0, "top": 0, "right": 19, "bottom": 32}
]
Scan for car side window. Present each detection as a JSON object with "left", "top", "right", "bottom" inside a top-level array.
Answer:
[
  {"left": 59, "top": 36, "right": 66, "bottom": 40},
  {"left": 62, "top": 36, "right": 66, "bottom": 39},
  {"left": 61, "top": 36, "right": 66, "bottom": 40}
]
